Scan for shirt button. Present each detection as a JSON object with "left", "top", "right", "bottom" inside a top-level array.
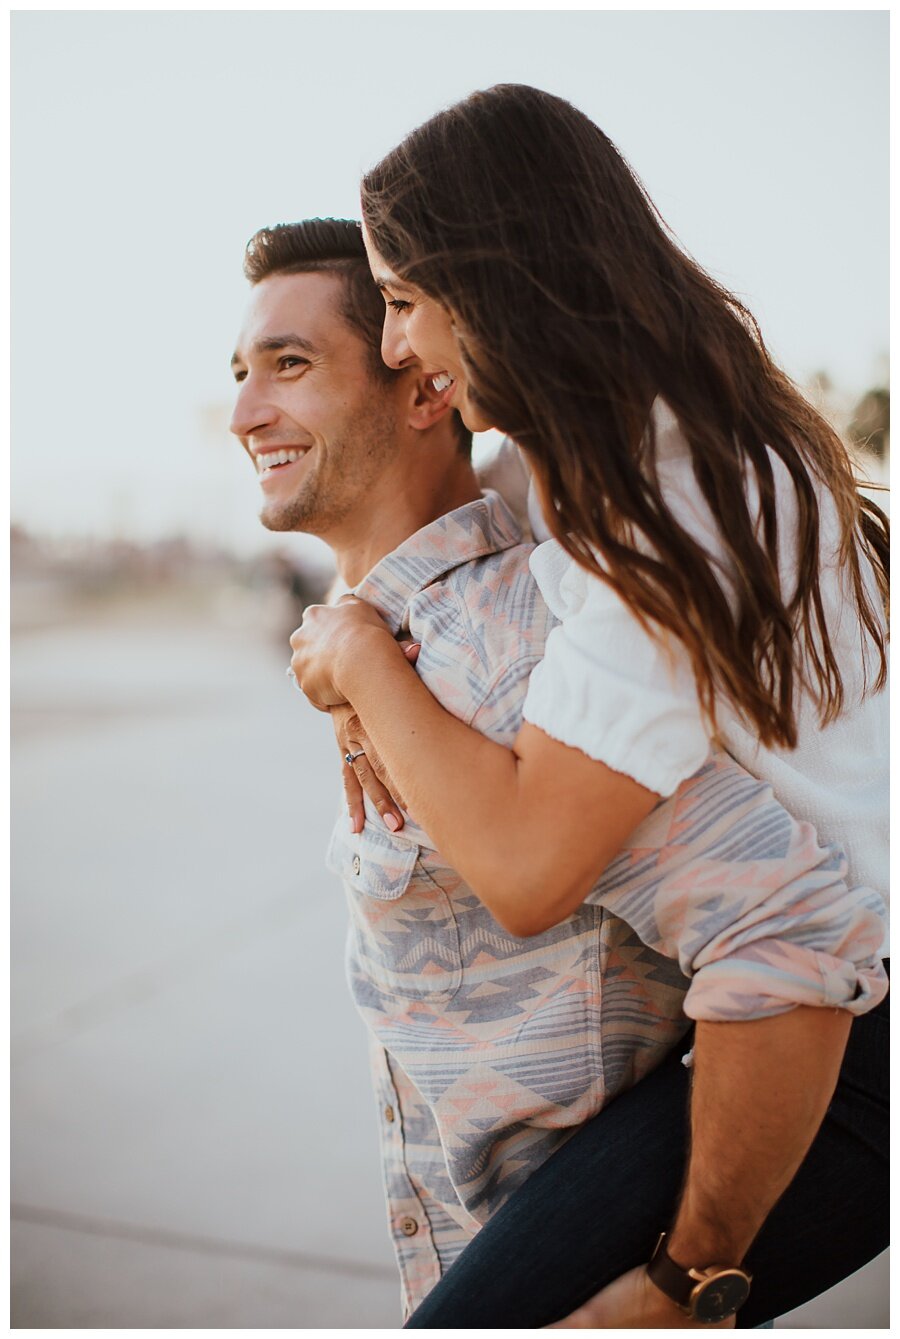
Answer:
[
  {"left": 351, "top": 855, "right": 361, "bottom": 875},
  {"left": 400, "top": 1217, "right": 419, "bottom": 1237},
  {"left": 384, "top": 1105, "right": 395, "bottom": 1123}
]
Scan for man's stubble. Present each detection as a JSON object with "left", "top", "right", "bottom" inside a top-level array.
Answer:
[{"left": 259, "top": 395, "right": 402, "bottom": 537}]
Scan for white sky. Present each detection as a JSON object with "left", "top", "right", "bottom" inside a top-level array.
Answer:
[{"left": 11, "top": 9, "right": 889, "bottom": 556}]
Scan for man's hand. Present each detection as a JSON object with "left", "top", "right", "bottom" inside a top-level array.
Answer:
[
  {"left": 289, "top": 596, "right": 403, "bottom": 710},
  {"left": 547, "top": 1265, "right": 735, "bottom": 1329},
  {"left": 331, "top": 702, "right": 411, "bottom": 834},
  {"left": 550, "top": 1006, "right": 852, "bottom": 1331}
]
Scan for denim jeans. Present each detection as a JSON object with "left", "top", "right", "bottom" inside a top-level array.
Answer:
[{"left": 405, "top": 971, "right": 888, "bottom": 1329}]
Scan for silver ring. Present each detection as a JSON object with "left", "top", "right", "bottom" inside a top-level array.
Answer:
[{"left": 344, "top": 749, "right": 366, "bottom": 766}]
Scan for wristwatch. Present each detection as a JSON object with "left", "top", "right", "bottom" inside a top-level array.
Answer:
[{"left": 647, "top": 1232, "right": 752, "bottom": 1323}]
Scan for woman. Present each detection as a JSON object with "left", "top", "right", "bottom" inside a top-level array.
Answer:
[{"left": 291, "top": 85, "right": 888, "bottom": 1327}]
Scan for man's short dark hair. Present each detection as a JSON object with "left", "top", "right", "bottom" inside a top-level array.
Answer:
[{"left": 242, "top": 219, "right": 473, "bottom": 458}]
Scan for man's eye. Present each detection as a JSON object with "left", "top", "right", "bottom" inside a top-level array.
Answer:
[
  {"left": 233, "top": 369, "right": 247, "bottom": 383},
  {"left": 279, "top": 356, "right": 308, "bottom": 371}
]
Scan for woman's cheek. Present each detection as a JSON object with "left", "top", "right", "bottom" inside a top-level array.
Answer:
[{"left": 407, "top": 308, "right": 428, "bottom": 361}]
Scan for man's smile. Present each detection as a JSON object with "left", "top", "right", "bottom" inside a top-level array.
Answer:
[{"left": 253, "top": 445, "right": 312, "bottom": 479}]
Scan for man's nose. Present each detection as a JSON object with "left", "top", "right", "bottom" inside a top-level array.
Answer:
[
  {"left": 229, "top": 378, "right": 276, "bottom": 438},
  {"left": 381, "top": 316, "right": 416, "bottom": 371}
]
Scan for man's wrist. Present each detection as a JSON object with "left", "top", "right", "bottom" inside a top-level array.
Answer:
[
  {"left": 667, "top": 1232, "right": 747, "bottom": 1271},
  {"left": 647, "top": 1233, "right": 752, "bottom": 1323},
  {"left": 667, "top": 1195, "right": 755, "bottom": 1268}
]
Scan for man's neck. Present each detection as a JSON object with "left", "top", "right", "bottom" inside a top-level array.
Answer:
[{"left": 332, "top": 462, "right": 482, "bottom": 588}]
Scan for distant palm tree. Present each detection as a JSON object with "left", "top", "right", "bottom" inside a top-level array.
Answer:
[{"left": 848, "top": 387, "right": 890, "bottom": 460}]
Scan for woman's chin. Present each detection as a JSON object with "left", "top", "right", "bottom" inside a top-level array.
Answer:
[{"left": 458, "top": 393, "right": 496, "bottom": 435}]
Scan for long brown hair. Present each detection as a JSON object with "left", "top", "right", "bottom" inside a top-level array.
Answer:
[{"left": 362, "top": 83, "right": 888, "bottom": 748}]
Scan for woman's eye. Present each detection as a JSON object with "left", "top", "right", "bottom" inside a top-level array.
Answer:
[{"left": 387, "top": 298, "right": 412, "bottom": 314}]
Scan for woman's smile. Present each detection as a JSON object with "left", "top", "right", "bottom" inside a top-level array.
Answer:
[{"left": 362, "top": 223, "right": 495, "bottom": 432}]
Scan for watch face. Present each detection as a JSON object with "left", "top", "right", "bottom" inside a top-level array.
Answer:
[{"left": 693, "top": 1271, "right": 751, "bottom": 1323}]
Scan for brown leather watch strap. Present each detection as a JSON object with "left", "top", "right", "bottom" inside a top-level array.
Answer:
[
  {"left": 647, "top": 1233, "right": 696, "bottom": 1308},
  {"left": 647, "top": 1232, "right": 752, "bottom": 1323}
]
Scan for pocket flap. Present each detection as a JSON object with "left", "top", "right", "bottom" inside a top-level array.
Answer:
[{"left": 326, "top": 820, "right": 419, "bottom": 901}]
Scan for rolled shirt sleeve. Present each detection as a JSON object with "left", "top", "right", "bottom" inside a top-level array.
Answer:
[
  {"left": 584, "top": 755, "right": 888, "bottom": 1020},
  {"left": 676, "top": 842, "right": 888, "bottom": 1021}
]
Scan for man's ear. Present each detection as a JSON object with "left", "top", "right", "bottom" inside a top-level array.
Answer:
[{"left": 406, "top": 372, "right": 454, "bottom": 433}]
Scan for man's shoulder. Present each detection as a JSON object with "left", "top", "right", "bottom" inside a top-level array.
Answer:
[
  {"left": 409, "top": 539, "right": 556, "bottom": 677},
  {"left": 447, "top": 532, "right": 536, "bottom": 584}
]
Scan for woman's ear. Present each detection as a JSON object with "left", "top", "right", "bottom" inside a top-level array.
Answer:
[{"left": 406, "top": 372, "right": 454, "bottom": 433}]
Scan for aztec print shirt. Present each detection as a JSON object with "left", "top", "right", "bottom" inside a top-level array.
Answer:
[{"left": 324, "top": 491, "right": 887, "bottom": 1317}]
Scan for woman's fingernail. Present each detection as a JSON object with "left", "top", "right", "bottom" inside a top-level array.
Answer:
[
  {"left": 383, "top": 813, "right": 401, "bottom": 832},
  {"left": 349, "top": 814, "right": 361, "bottom": 834}
]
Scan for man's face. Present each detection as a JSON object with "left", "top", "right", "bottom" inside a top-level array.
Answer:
[{"left": 230, "top": 270, "right": 402, "bottom": 535}]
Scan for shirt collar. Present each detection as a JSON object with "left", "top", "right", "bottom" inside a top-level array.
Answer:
[{"left": 353, "top": 490, "right": 523, "bottom": 635}]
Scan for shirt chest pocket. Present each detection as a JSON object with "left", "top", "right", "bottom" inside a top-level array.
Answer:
[{"left": 326, "top": 822, "right": 463, "bottom": 1001}]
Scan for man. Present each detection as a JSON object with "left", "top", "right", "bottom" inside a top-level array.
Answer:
[{"left": 231, "top": 220, "right": 885, "bottom": 1325}]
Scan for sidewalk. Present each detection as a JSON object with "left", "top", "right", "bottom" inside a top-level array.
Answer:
[
  {"left": 12, "top": 592, "right": 400, "bottom": 1326},
  {"left": 10, "top": 590, "right": 887, "bottom": 1327}
]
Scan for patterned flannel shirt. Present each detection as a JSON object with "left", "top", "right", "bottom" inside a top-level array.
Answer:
[{"left": 324, "top": 491, "right": 887, "bottom": 1317}]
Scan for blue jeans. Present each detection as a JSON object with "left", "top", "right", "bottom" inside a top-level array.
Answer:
[{"left": 405, "top": 970, "right": 888, "bottom": 1328}]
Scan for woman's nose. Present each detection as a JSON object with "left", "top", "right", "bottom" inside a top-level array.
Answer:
[{"left": 381, "top": 314, "right": 416, "bottom": 370}]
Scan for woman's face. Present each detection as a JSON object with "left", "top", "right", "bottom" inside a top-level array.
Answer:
[{"left": 361, "top": 225, "right": 496, "bottom": 433}]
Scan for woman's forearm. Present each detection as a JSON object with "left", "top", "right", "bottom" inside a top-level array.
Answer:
[
  {"left": 344, "top": 631, "right": 515, "bottom": 841},
  {"left": 337, "top": 626, "right": 658, "bottom": 933},
  {"left": 339, "top": 629, "right": 532, "bottom": 925}
]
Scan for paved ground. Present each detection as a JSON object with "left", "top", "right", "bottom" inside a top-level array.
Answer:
[{"left": 10, "top": 586, "right": 888, "bottom": 1328}]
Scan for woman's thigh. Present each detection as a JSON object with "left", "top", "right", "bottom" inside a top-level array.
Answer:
[{"left": 404, "top": 992, "right": 888, "bottom": 1329}]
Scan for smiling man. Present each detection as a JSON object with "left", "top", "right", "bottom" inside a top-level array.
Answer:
[
  {"left": 230, "top": 220, "right": 475, "bottom": 582},
  {"left": 229, "top": 222, "right": 682, "bottom": 1315},
  {"left": 230, "top": 221, "right": 886, "bottom": 1328}
]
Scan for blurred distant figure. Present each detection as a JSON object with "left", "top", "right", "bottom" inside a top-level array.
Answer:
[{"left": 266, "top": 550, "right": 330, "bottom": 640}]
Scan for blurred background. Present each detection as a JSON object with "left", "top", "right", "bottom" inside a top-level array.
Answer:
[{"left": 11, "top": 9, "right": 889, "bottom": 1328}]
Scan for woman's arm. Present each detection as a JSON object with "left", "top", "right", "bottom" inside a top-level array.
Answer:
[
  {"left": 291, "top": 600, "right": 659, "bottom": 936},
  {"left": 294, "top": 600, "right": 887, "bottom": 1332}
]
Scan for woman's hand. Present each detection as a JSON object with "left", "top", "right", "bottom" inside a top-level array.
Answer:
[
  {"left": 331, "top": 702, "right": 410, "bottom": 834},
  {"left": 289, "top": 596, "right": 403, "bottom": 710},
  {"left": 547, "top": 1266, "right": 736, "bottom": 1329},
  {"left": 289, "top": 596, "right": 421, "bottom": 831}
]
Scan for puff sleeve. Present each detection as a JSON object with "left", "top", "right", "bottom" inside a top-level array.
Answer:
[{"left": 522, "top": 539, "right": 711, "bottom": 796}]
